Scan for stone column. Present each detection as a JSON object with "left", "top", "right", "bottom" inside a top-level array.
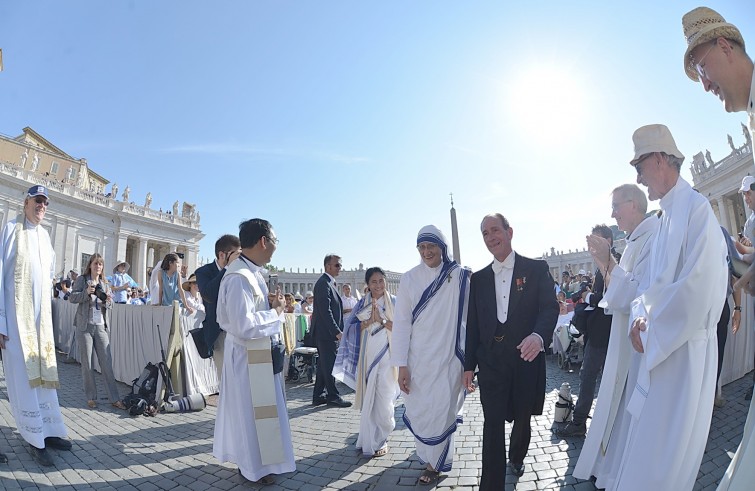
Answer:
[
  {"left": 115, "top": 233, "right": 129, "bottom": 264},
  {"left": 186, "top": 245, "right": 200, "bottom": 274},
  {"left": 137, "top": 238, "right": 149, "bottom": 286},
  {"left": 716, "top": 197, "right": 732, "bottom": 233}
]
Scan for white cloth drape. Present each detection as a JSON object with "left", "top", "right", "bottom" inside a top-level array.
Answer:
[{"left": 51, "top": 299, "right": 219, "bottom": 396}]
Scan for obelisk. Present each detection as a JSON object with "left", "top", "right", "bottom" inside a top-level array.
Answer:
[{"left": 450, "top": 193, "right": 461, "bottom": 265}]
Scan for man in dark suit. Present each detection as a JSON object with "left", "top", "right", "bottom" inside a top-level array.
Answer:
[
  {"left": 558, "top": 224, "right": 614, "bottom": 437},
  {"left": 463, "top": 213, "right": 558, "bottom": 488},
  {"left": 311, "top": 254, "right": 351, "bottom": 408},
  {"left": 195, "top": 234, "right": 241, "bottom": 379}
]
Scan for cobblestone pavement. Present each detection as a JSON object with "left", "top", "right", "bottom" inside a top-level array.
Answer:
[{"left": 0, "top": 353, "right": 751, "bottom": 490}]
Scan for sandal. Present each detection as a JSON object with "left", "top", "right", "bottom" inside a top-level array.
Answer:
[
  {"left": 254, "top": 475, "right": 274, "bottom": 485},
  {"left": 87, "top": 400, "right": 97, "bottom": 409},
  {"left": 418, "top": 468, "right": 441, "bottom": 485},
  {"left": 238, "top": 469, "right": 274, "bottom": 485},
  {"left": 112, "top": 401, "right": 127, "bottom": 410},
  {"left": 373, "top": 446, "right": 388, "bottom": 458}
]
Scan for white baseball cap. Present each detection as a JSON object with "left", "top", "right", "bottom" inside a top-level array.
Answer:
[{"left": 740, "top": 176, "right": 755, "bottom": 193}]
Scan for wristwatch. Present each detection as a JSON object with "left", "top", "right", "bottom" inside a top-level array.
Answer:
[
  {"left": 734, "top": 306, "right": 742, "bottom": 311},
  {"left": 381, "top": 319, "right": 387, "bottom": 326}
]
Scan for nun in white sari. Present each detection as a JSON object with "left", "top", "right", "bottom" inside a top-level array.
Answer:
[
  {"left": 391, "top": 225, "right": 470, "bottom": 484},
  {"left": 334, "top": 267, "right": 399, "bottom": 458}
]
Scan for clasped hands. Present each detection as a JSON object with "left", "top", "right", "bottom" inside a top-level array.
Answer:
[
  {"left": 360, "top": 299, "right": 392, "bottom": 331},
  {"left": 586, "top": 234, "right": 612, "bottom": 272}
]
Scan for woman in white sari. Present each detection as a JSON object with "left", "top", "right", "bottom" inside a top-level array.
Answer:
[{"left": 334, "top": 267, "right": 399, "bottom": 458}]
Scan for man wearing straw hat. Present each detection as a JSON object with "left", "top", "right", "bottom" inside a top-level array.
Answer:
[
  {"left": 682, "top": 7, "right": 753, "bottom": 147},
  {"left": 684, "top": 11, "right": 755, "bottom": 488},
  {"left": 682, "top": 7, "right": 755, "bottom": 403},
  {"left": 613, "top": 124, "right": 727, "bottom": 490}
]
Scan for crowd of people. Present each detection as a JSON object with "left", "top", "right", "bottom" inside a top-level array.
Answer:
[{"left": 0, "top": 5, "right": 754, "bottom": 490}]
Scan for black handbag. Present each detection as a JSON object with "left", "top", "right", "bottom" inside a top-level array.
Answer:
[
  {"left": 189, "top": 328, "right": 212, "bottom": 359},
  {"left": 569, "top": 302, "right": 592, "bottom": 336},
  {"left": 302, "top": 316, "right": 316, "bottom": 348},
  {"left": 271, "top": 341, "right": 285, "bottom": 374}
]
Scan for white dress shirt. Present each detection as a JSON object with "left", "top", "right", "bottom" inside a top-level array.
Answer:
[{"left": 492, "top": 250, "right": 516, "bottom": 324}]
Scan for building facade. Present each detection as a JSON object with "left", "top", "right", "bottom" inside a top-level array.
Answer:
[
  {"left": 0, "top": 127, "right": 204, "bottom": 285},
  {"left": 692, "top": 130, "right": 753, "bottom": 235},
  {"left": 271, "top": 264, "right": 402, "bottom": 298}
]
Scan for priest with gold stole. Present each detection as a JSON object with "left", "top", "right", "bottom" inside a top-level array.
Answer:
[
  {"left": 0, "top": 186, "right": 72, "bottom": 467},
  {"left": 213, "top": 218, "right": 294, "bottom": 485}
]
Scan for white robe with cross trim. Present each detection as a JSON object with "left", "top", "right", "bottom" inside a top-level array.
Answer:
[
  {"left": 212, "top": 259, "right": 294, "bottom": 481},
  {"left": 0, "top": 219, "right": 67, "bottom": 448},
  {"left": 612, "top": 177, "right": 727, "bottom": 491}
]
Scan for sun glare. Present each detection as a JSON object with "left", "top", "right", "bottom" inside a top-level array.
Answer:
[{"left": 504, "top": 63, "right": 588, "bottom": 148}]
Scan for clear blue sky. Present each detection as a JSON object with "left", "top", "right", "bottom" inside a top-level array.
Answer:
[{"left": 1, "top": 1, "right": 752, "bottom": 273}]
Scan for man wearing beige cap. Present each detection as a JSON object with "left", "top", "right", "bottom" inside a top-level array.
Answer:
[
  {"left": 682, "top": 7, "right": 754, "bottom": 147},
  {"left": 611, "top": 124, "right": 727, "bottom": 490}
]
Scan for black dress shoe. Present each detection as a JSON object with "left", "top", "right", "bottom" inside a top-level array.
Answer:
[
  {"left": 0, "top": 451, "right": 7, "bottom": 464},
  {"left": 312, "top": 397, "right": 328, "bottom": 406},
  {"left": 556, "top": 421, "right": 587, "bottom": 437},
  {"left": 44, "top": 437, "right": 72, "bottom": 451},
  {"left": 29, "top": 445, "right": 54, "bottom": 467},
  {"left": 508, "top": 461, "right": 524, "bottom": 477},
  {"left": 327, "top": 397, "right": 352, "bottom": 408}
]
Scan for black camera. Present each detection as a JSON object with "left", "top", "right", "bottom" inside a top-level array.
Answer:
[
  {"left": 571, "top": 281, "right": 592, "bottom": 303},
  {"left": 94, "top": 283, "right": 108, "bottom": 302}
]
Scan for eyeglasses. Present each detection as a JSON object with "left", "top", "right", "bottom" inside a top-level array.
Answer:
[
  {"left": 33, "top": 196, "right": 49, "bottom": 206},
  {"left": 694, "top": 41, "right": 717, "bottom": 80},
  {"left": 634, "top": 154, "right": 655, "bottom": 178},
  {"left": 611, "top": 200, "right": 632, "bottom": 211},
  {"left": 266, "top": 236, "right": 279, "bottom": 245}
]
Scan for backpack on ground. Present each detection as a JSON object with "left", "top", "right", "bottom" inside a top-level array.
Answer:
[{"left": 123, "top": 362, "right": 161, "bottom": 416}]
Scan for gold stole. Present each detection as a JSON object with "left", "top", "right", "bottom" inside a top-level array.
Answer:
[
  {"left": 224, "top": 260, "right": 286, "bottom": 465},
  {"left": 14, "top": 217, "right": 58, "bottom": 388}
]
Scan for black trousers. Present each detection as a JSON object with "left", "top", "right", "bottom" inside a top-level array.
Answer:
[
  {"left": 313, "top": 339, "right": 339, "bottom": 402},
  {"left": 716, "top": 301, "right": 730, "bottom": 384},
  {"left": 477, "top": 350, "right": 535, "bottom": 490}
]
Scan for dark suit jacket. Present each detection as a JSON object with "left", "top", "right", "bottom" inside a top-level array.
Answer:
[
  {"left": 195, "top": 260, "right": 226, "bottom": 357},
  {"left": 312, "top": 273, "right": 343, "bottom": 342},
  {"left": 583, "top": 269, "right": 612, "bottom": 348},
  {"left": 465, "top": 254, "right": 559, "bottom": 418}
]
